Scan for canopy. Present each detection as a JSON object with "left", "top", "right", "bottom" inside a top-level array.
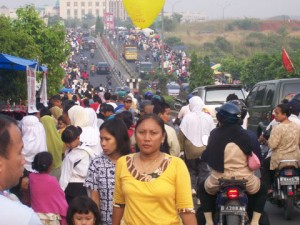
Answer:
[{"left": 0, "top": 53, "right": 47, "bottom": 72}]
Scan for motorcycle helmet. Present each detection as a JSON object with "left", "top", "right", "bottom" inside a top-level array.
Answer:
[
  {"left": 144, "top": 91, "right": 153, "bottom": 100},
  {"left": 186, "top": 93, "right": 194, "bottom": 102},
  {"left": 216, "top": 102, "right": 241, "bottom": 125}
]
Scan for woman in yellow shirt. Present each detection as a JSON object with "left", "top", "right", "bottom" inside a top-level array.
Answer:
[{"left": 112, "top": 114, "right": 197, "bottom": 225}]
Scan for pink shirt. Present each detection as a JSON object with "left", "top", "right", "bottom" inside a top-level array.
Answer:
[{"left": 29, "top": 173, "right": 68, "bottom": 225}]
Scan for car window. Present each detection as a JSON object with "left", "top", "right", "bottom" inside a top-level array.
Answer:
[
  {"left": 264, "top": 84, "right": 275, "bottom": 106},
  {"left": 205, "top": 89, "right": 245, "bottom": 103},
  {"left": 246, "top": 86, "right": 258, "bottom": 108},
  {"left": 253, "top": 85, "right": 266, "bottom": 106},
  {"left": 282, "top": 83, "right": 300, "bottom": 100}
]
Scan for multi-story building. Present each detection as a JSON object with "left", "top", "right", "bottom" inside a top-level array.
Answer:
[{"left": 59, "top": 0, "right": 127, "bottom": 21}]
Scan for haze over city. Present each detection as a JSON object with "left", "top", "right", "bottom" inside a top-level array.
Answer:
[{"left": 0, "top": 0, "right": 300, "bottom": 19}]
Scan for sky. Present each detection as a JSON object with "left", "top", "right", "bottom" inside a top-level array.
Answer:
[{"left": 1, "top": 0, "right": 300, "bottom": 19}]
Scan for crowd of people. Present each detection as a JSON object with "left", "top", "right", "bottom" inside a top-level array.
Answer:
[
  {"left": 1, "top": 87, "right": 300, "bottom": 225},
  {"left": 109, "top": 28, "right": 190, "bottom": 83}
]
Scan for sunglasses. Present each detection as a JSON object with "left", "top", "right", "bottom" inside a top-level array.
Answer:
[{"left": 125, "top": 100, "right": 132, "bottom": 103}]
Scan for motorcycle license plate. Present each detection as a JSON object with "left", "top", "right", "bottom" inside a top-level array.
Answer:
[
  {"left": 220, "top": 205, "right": 246, "bottom": 215},
  {"left": 279, "top": 176, "right": 299, "bottom": 185}
]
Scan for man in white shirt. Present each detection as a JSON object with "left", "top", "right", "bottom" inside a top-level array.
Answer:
[{"left": 0, "top": 114, "right": 42, "bottom": 225}]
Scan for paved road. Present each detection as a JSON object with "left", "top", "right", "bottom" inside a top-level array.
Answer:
[{"left": 266, "top": 201, "right": 300, "bottom": 225}]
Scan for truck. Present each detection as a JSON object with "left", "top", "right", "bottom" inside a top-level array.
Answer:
[{"left": 122, "top": 45, "right": 138, "bottom": 61}]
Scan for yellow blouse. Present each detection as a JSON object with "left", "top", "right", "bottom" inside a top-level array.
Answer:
[{"left": 113, "top": 153, "right": 194, "bottom": 225}]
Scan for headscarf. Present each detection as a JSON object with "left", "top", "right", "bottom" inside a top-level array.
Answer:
[
  {"left": 180, "top": 96, "right": 215, "bottom": 147},
  {"left": 21, "top": 115, "right": 48, "bottom": 172},
  {"left": 202, "top": 124, "right": 252, "bottom": 173},
  {"left": 68, "top": 105, "right": 89, "bottom": 127},
  {"left": 68, "top": 105, "right": 102, "bottom": 156},
  {"left": 40, "top": 115, "right": 63, "bottom": 170}
]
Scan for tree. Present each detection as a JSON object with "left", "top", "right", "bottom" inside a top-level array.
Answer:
[
  {"left": 164, "top": 37, "right": 183, "bottom": 47},
  {"left": 172, "top": 13, "right": 182, "bottom": 24},
  {"left": 11, "top": 5, "right": 69, "bottom": 97},
  {"left": 189, "top": 52, "right": 214, "bottom": 91},
  {"left": 221, "top": 56, "right": 244, "bottom": 80},
  {"left": 240, "top": 52, "right": 283, "bottom": 86},
  {"left": 95, "top": 16, "right": 104, "bottom": 36}
]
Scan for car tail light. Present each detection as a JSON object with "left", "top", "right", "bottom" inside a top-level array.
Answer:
[
  {"left": 227, "top": 188, "right": 239, "bottom": 200},
  {"left": 287, "top": 191, "right": 294, "bottom": 196}
]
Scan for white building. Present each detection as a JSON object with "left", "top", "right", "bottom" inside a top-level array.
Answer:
[
  {"left": 59, "top": 0, "right": 127, "bottom": 21},
  {"left": 0, "top": 5, "right": 17, "bottom": 19}
]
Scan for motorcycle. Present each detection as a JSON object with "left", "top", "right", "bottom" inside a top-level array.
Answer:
[
  {"left": 216, "top": 178, "right": 249, "bottom": 225},
  {"left": 173, "top": 97, "right": 185, "bottom": 111},
  {"left": 268, "top": 160, "right": 300, "bottom": 219}
]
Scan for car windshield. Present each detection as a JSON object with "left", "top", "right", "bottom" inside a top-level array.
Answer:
[
  {"left": 168, "top": 85, "right": 180, "bottom": 90},
  {"left": 98, "top": 62, "right": 108, "bottom": 66},
  {"left": 205, "top": 89, "right": 245, "bottom": 103},
  {"left": 140, "top": 63, "right": 152, "bottom": 70}
]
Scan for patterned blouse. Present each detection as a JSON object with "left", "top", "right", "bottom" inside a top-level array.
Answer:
[{"left": 85, "top": 153, "right": 116, "bottom": 225}]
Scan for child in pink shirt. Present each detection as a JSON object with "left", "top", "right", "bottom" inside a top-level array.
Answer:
[{"left": 29, "top": 152, "right": 68, "bottom": 225}]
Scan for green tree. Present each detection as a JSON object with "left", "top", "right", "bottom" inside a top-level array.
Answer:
[
  {"left": 172, "top": 13, "right": 182, "bottom": 24},
  {"left": 189, "top": 52, "right": 214, "bottom": 91},
  {"left": 240, "top": 52, "right": 283, "bottom": 86},
  {"left": 164, "top": 17, "right": 176, "bottom": 32},
  {"left": 164, "top": 36, "right": 183, "bottom": 47},
  {"left": 12, "top": 5, "right": 70, "bottom": 97},
  {"left": 221, "top": 57, "right": 244, "bottom": 80},
  {"left": 95, "top": 16, "right": 104, "bottom": 36}
]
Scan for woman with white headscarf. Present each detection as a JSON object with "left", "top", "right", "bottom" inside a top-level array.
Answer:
[
  {"left": 68, "top": 105, "right": 102, "bottom": 156},
  {"left": 178, "top": 96, "right": 215, "bottom": 191},
  {"left": 22, "top": 115, "right": 48, "bottom": 173}
]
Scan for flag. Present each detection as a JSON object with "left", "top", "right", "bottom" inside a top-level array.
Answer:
[
  {"left": 282, "top": 48, "right": 295, "bottom": 73},
  {"left": 40, "top": 72, "right": 48, "bottom": 107},
  {"left": 26, "top": 65, "right": 38, "bottom": 113}
]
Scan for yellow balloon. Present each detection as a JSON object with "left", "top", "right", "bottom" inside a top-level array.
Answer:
[{"left": 123, "top": 0, "right": 165, "bottom": 29}]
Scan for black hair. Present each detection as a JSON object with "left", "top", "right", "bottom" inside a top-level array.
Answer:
[
  {"left": 104, "top": 92, "right": 111, "bottom": 101},
  {"left": 100, "top": 103, "right": 114, "bottom": 113},
  {"left": 153, "top": 102, "right": 170, "bottom": 115},
  {"left": 135, "top": 114, "right": 170, "bottom": 154},
  {"left": 115, "top": 111, "right": 133, "bottom": 129},
  {"left": 111, "top": 94, "right": 117, "bottom": 101},
  {"left": 61, "top": 125, "right": 82, "bottom": 143},
  {"left": 100, "top": 118, "right": 130, "bottom": 156},
  {"left": 0, "top": 114, "right": 18, "bottom": 158},
  {"left": 276, "top": 103, "right": 291, "bottom": 117},
  {"left": 32, "top": 152, "right": 53, "bottom": 173},
  {"left": 93, "top": 94, "right": 102, "bottom": 104},
  {"left": 226, "top": 93, "right": 239, "bottom": 102},
  {"left": 40, "top": 107, "right": 52, "bottom": 118},
  {"left": 62, "top": 100, "right": 76, "bottom": 114},
  {"left": 83, "top": 98, "right": 90, "bottom": 107},
  {"left": 66, "top": 196, "right": 101, "bottom": 225}
]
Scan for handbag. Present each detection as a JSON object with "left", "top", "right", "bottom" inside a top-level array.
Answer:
[{"left": 248, "top": 152, "right": 261, "bottom": 171}]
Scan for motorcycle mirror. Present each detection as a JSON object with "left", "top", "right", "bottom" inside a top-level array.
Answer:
[{"left": 202, "top": 135, "right": 209, "bottom": 146}]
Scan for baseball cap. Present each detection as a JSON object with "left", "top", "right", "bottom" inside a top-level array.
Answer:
[{"left": 124, "top": 96, "right": 132, "bottom": 102}]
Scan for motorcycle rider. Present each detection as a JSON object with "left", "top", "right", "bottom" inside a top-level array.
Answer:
[
  {"left": 90, "top": 63, "right": 95, "bottom": 76},
  {"left": 261, "top": 102, "right": 300, "bottom": 194},
  {"left": 198, "top": 102, "right": 267, "bottom": 225},
  {"left": 90, "top": 48, "right": 95, "bottom": 58}
]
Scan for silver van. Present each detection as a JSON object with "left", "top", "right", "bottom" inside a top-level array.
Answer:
[{"left": 245, "top": 78, "right": 300, "bottom": 136}]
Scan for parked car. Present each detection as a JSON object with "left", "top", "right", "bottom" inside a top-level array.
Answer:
[
  {"left": 114, "top": 86, "right": 130, "bottom": 96},
  {"left": 192, "top": 84, "right": 247, "bottom": 124},
  {"left": 96, "top": 62, "right": 110, "bottom": 74},
  {"left": 245, "top": 78, "right": 300, "bottom": 136},
  {"left": 167, "top": 82, "right": 181, "bottom": 96}
]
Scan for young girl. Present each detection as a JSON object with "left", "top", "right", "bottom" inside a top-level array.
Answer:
[
  {"left": 29, "top": 152, "right": 68, "bottom": 225},
  {"left": 66, "top": 196, "right": 101, "bottom": 225},
  {"left": 60, "top": 125, "right": 94, "bottom": 204}
]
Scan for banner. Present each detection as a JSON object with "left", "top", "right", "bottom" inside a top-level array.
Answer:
[
  {"left": 26, "top": 66, "right": 38, "bottom": 113},
  {"left": 282, "top": 48, "right": 295, "bottom": 73},
  {"left": 104, "top": 12, "right": 114, "bottom": 30},
  {"left": 40, "top": 72, "right": 48, "bottom": 107}
]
